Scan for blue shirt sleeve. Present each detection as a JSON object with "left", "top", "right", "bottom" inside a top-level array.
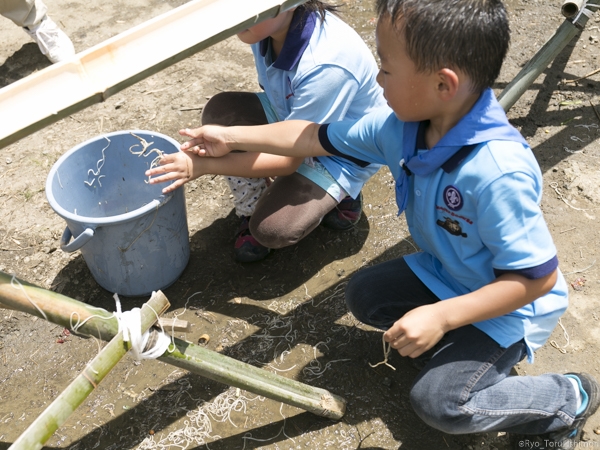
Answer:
[
  {"left": 317, "top": 107, "right": 400, "bottom": 169},
  {"left": 477, "top": 170, "right": 558, "bottom": 278}
]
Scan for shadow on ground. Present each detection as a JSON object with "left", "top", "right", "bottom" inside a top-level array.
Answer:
[
  {"left": 32, "top": 233, "right": 514, "bottom": 450},
  {"left": 0, "top": 43, "right": 50, "bottom": 88}
]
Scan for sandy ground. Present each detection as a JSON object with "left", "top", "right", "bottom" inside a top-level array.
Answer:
[{"left": 1, "top": 0, "right": 600, "bottom": 449}]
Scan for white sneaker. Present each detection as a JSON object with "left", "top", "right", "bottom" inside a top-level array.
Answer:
[{"left": 24, "top": 15, "right": 75, "bottom": 63}]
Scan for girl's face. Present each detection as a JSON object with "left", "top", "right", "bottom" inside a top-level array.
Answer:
[{"left": 237, "top": 9, "right": 295, "bottom": 45}]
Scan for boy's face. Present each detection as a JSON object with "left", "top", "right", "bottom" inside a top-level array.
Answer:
[
  {"left": 237, "top": 9, "right": 294, "bottom": 45},
  {"left": 375, "top": 16, "right": 438, "bottom": 123}
]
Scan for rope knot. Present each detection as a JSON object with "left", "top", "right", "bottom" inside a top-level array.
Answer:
[{"left": 114, "top": 293, "right": 171, "bottom": 360}]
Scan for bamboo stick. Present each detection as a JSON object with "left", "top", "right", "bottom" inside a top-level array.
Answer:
[
  {"left": 498, "top": 0, "right": 599, "bottom": 112},
  {"left": 159, "top": 339, "right": 346, "bottom": 419},
  {"left": 0, "top": 272, "right": 122, "bottom": 341},
  {"left": 9, "top": 292, "right": 170, "bottom": 450},
  {"left": 564, "top": 66, "right": 600, "bottom": 84},
  {"left": 498, "top": 20, "right": 581, "bottom": 112},
  {"left": 0, "top": 272, "right": 347, "bottom": 419}
]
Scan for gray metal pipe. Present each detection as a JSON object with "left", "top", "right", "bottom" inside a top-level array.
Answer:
[
  {"left": 562, "top": 0, "right": 586, "bottom": 18},
  {"left": 498, "top": 0, "right": 599, "bottom": 112}
]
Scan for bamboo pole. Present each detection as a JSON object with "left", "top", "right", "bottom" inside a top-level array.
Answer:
[
  {"left": 8, "top": 292, "right": 170, "bottom": 450},
  {"left": 498, "top": 0, "right": 599, "bottom": 112},
  {"left": 0, "top": 272, "right": 346, "bottom": 419}
]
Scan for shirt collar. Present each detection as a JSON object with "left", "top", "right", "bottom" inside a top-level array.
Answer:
[
  {"left": 398, "top": 88, "right": 528, "bottom": 215},
  {"left": 414, "top": 120, "right": 478, "bottom": 173},
  {"left": 259, "top": 7, "right": 316, "bottom": 71},
  {"left": 436, "top": 88, "right": 528, "bottom": 148}
]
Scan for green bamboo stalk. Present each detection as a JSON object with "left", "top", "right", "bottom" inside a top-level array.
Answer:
[
  {"left": 498, "top": 1, "right": 599, "bottom": 112},
  {"left": 8, "top": 292, "right": 170, "bottom": 450},
  {"left": 0, "top": 272, "right": 121, "bottom": 340},
  {"left": 159, "top": 339, "right": 346, "bottom": 419},
  {"left": 0, "top": 272, "right": 346, "bottom": 419}
]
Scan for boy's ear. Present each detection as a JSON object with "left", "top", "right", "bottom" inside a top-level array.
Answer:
[{"left": 435, "top": 68, "right": 460, "bottom": 101}]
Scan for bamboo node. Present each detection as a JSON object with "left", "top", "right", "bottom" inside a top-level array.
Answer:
[{"left": 82, "top": 369, "right": 98, "bottom": 389}]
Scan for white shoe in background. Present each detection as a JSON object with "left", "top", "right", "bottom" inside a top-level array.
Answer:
[{"left": 23, "top": 15, "right": 75, "bottom": 63}]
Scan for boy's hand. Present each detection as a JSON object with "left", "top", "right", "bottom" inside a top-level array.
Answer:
[
  {"left": 145, "top": 151, "right": 194, "bottom": 194},
  {"left": 179, "top": 125, "right": 233, "bottom": 157},
  {"left": 383, "top": 304, "right": 448, "bottom": 359}
]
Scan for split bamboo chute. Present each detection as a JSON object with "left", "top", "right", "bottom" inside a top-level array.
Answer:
[{"left": 0, "top": 0, "right": 308, "bottom": 149}]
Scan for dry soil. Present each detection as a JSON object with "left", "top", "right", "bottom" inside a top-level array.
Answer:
[{"left": 1, "top": 1, "right": 600, "bottom": 449}]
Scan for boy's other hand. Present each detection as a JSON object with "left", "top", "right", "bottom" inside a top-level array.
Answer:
[
  {"left": 145, "top": 151, "right": 194, "bottom": 194},
  {"left": 179, "top": 125, "right": 232, "bottom": 157},
  {"left": 383, "top": 304, "right": 448, "bottom": 359}
]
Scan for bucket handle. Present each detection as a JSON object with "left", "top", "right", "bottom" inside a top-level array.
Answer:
[{"left": 60, "top": 227, "right": 94, "bottom": 252}]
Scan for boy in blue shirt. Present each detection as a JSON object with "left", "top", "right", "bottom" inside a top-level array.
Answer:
[{"left": 150, "top": 0, "right": 599, "bottom": 445}]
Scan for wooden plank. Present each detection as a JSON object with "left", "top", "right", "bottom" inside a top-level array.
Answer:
[{"left": 158, "top": 317, "right": 191, "bottom": 333}]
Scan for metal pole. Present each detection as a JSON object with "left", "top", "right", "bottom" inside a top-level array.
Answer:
[{"left": 498, "top": 0, "right": 599, "bottom": 112}]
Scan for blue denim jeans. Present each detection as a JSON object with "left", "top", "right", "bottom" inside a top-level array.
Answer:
[{"left": 345, "top": 257, "right": 578, "bottom": 435}]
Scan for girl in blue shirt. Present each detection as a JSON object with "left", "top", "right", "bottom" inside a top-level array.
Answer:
[{"left": 150, "top": 1, "right": 385, "bottom": 262}]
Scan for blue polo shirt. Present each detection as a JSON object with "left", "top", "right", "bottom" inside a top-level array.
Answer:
[
  {"left": 318, "top": 89, "right": 568, "bottom": 362},
  {"left": 251, "top": 8, "right": 386, "bottom": 198}
]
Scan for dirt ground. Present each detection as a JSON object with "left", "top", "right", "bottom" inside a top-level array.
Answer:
[{"left": 1, "top": 0, "right": 600, "bottom": 449}]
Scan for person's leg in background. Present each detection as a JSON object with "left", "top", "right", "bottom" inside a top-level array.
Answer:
[
  {"left": 1, "top": 0, "right": 46, "bottom": 28},
  {"left": 0, "top": 0, "right": 74, "bottom": 63},
  {"left": 249, "top": 172, "right": 337, "bottom": 249},
  {"left": 201, "top": 91, "right": 273, "bottom": 262}
]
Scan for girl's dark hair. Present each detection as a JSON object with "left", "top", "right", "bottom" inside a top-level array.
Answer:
[
  {"left": 299, "top": 1, "right": 340, "bottom": 21},
  {"left": 375, "top": 0, "right": 510, "bottom": 92}
]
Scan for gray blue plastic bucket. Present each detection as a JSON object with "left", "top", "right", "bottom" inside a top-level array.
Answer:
[{"left": 46, "top": 130, "right": 190, "bottom": 296}]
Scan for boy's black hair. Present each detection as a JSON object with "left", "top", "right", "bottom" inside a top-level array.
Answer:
[{"left": 375, "top": 0, "right": 510, "bottom": 92}]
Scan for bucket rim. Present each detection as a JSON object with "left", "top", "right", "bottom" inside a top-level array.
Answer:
[{"left": 45, "top": 129, "right": 181, "bottom": 226}]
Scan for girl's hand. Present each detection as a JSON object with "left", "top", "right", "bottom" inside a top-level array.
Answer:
[
  {"left": 179, "top": 125, "right": 233, "bottom": 157},
  {"left": 145, "top": 151, "right": 194, "bottom": 194},
  {"left": 383, "top": 304, "right": 448, "bottom": 359}
]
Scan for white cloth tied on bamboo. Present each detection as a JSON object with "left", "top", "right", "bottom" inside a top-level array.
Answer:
[{"left": 113, "top": 292, "right": 171, "bottom": 360}]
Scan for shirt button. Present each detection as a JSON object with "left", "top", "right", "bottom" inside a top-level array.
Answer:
[{"left": 415, "top": 190, "right": 421, "bottom": 196}]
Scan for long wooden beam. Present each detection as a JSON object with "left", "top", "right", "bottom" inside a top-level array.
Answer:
[{"left": 0, "top": 0, "right": 307, "bottom": 149}]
